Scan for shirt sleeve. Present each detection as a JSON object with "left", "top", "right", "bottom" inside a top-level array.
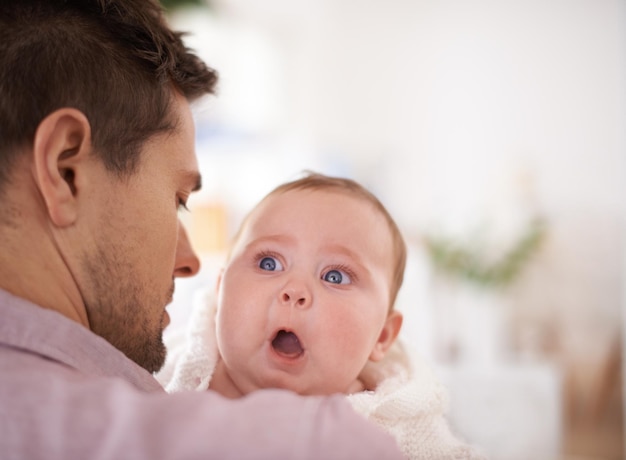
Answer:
[{"left": 2, "top": 357, "right": 406, "bottom": 460}]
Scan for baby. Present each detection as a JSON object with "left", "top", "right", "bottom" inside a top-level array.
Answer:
[
  {"left": 209, "top": 171, "right": 405, "bottom": 397},
  {"left": 159, "top": 172, "right": 485, "bottom": 459}
]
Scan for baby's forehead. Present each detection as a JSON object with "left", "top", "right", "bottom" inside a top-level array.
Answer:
[
  {"left": 243, "top": 188, "right": 396, "bottom": 254},
  {"left": 253, "top": 188, "right": 380, "bottom": 223},
  {"left": 263, "top": 187, "right": 373, "bottom": 209}
]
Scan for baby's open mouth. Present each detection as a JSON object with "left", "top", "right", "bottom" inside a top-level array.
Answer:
[{"left": 271, "top": 330, "right": 304, "bottom": 358}]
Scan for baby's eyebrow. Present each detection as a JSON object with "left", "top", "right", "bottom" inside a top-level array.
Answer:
[
  {"left": 321, "top": 244, "right": 371, "bottom": 273},
  {"left": 246, "top": 234, "right": 295, "bottom": 248},
  {"left": 322, "top": 244, "right": 363, "bottom": 262}
]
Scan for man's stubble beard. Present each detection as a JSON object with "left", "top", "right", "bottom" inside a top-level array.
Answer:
[{"left": 82, "top": 243, "right": 171, "bottom": 374}]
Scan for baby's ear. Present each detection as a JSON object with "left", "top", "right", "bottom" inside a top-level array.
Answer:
[{"left": 369, "top": 311, "right": 403, "bottom": 362}]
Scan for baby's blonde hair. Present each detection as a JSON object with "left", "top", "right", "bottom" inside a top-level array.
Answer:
[{"left": 229, "top": 172, "right": 407, "bottom": 311}]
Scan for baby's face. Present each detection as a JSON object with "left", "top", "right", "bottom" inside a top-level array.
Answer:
[{"left": 215, "top": 188, "right": 397, "bottom": 395}]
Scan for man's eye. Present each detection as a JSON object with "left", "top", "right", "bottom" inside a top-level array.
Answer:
[
  {"left": 177, "top": 197, "right": 189, "bottom": 212},
  {"left": 323, "top": 269, "right": 351, "bottom": 285},
  {"left": 259, "top": 256, "right": 283, "bottom": 271}
]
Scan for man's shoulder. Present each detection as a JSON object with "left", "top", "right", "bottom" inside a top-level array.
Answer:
[
  {"left": 0, "top": 289, "right": 161, "bottom": 391},
  {"left": 1, "top": 357, "right": 405, "bottom": 460}
]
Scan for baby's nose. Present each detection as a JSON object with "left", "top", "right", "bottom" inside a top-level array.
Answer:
[{"left": 280, "top": 284, "right": 310, "bottom": 308}]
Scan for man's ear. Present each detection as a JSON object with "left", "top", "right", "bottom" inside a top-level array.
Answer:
[
  {"left": 32, "top": 108, "right": 92, "bottom": 227},
  {"left": 369, "top": 310, "right": 403, "bottom": 362}
]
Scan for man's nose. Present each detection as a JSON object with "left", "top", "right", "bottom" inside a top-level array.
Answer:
[{"left": 173, "top": 221, "right": 200, "bottom": 278}]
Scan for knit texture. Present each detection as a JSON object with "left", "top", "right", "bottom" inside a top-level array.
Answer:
[
  {"left": 157, "top": 289, "right": 487, "bottom": 460},
  {"left": 158, "top": 289, "right": 218, "bottom": 392},
  {"left": 348, "top": 360, "right": 485, "bottom": 459}
]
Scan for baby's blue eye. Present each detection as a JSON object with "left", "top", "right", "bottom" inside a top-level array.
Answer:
[
  {"left": 323, "top": 269, "right": 350, "bottom": 285},
  {"left": 259, "top": 256, "right": 282, "bottom": 271}
]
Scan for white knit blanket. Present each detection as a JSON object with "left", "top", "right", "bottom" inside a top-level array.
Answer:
[{"left": 157, "top": 290, "right": 486, "bottom": 460}]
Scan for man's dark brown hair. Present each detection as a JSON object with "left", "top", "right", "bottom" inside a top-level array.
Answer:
[{"left": 0, "top": 0, "right": 218, "bottom": 189}]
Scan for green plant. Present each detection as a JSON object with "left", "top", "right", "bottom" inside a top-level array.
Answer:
[
  {"left": 159, "top": 0, "right": 207, "bottom": 12},
  {"left": 424, "top": 218, "right": 546, "bottom": 288}
]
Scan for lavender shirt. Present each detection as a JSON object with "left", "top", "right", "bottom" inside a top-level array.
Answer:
[{"left": 0, "top": 289, "right": 405, "bottom": 460}]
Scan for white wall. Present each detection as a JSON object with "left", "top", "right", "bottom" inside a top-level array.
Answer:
[
  {"left": 193, "top": 0, "right": 626, "bottom": 365},
  {"left": 169, "top": 1, "right": 626, "bottom": 457}
]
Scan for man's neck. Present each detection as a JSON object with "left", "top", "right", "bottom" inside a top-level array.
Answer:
[{"left": 0, "top": 224, "right": 88, "bottom": 328}]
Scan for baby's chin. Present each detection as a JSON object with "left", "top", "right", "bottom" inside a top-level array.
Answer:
[{"left": 255, "top": 376, "right": 353, "bottom": 396}]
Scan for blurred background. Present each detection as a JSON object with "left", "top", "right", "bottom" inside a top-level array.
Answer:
[{"left": 161, "top": 1, "right": 626, "bottom": 459}]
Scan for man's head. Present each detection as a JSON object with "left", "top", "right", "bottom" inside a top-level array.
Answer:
[
  {"left": 0, "top": 0, "right": 217, "bottom": 191},
  {"left": 214, "top": 172, "right": 406, "bottom": 396},
  {"left": 0, "top": 0, "right": 217, "bottom": 373}
]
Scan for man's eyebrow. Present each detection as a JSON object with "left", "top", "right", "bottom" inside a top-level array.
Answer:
[
  {"left": 182, "top": 171, "right": 202, "bottom": 192},
  {"left": 192, "top": 173, "right": 202, "bottom": 192}
]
